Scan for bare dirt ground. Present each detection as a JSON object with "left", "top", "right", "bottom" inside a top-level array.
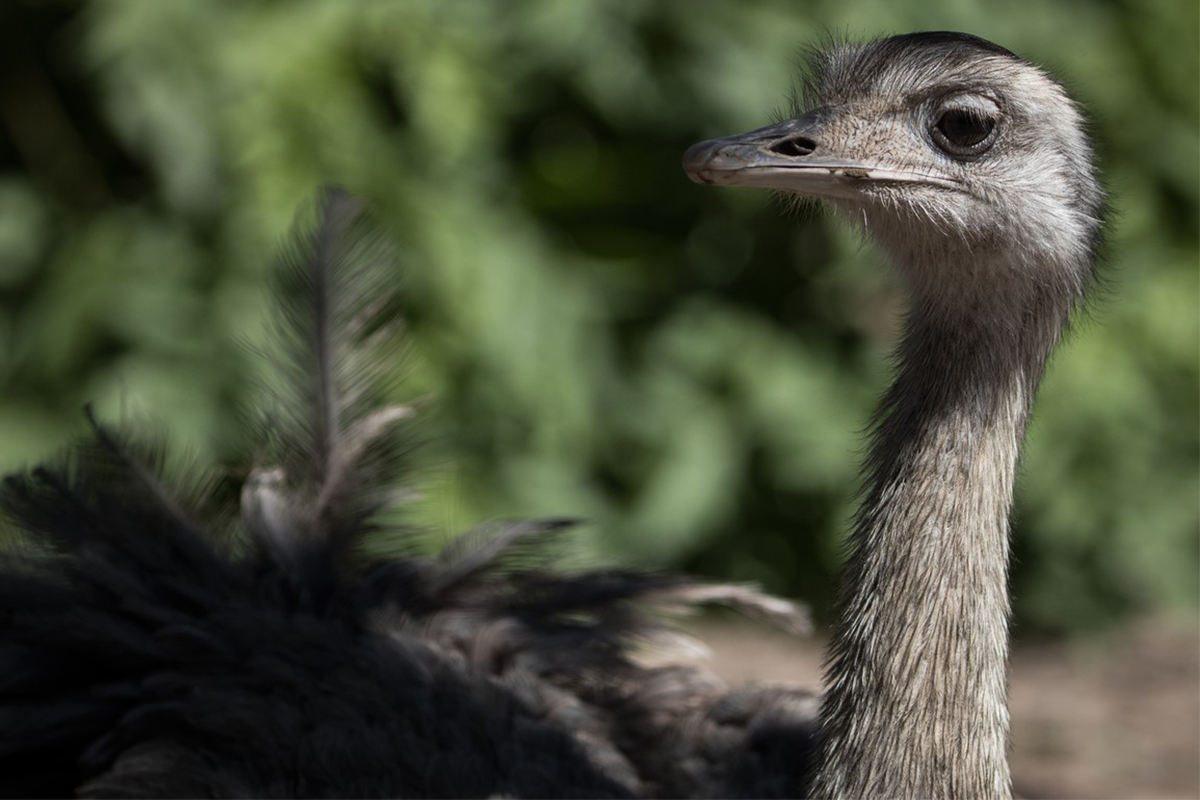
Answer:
[{"left": 696, "top": 615, "right": 1199, "bottom": 799}]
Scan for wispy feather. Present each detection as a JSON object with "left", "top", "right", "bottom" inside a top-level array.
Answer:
[{"left": 242, "top": 188, "right": 415, "bottom": 586}]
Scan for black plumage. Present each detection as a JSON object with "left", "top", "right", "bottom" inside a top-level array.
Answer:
[{"left": 0, "top": 189, "right": 815, "bottom": 799}]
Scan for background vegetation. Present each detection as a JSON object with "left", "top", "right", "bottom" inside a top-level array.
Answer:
[{"left": 0, "top": 0, "right": 1195, "bottom": 634}]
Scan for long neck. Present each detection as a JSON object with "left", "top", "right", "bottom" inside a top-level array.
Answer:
[{"left": 810, "top": 289, "right": 1065, "bottom": 799}]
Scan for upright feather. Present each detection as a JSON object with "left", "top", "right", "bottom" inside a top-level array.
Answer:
[{"left": 242, "top": 188, "right": 416, "bottom": 598}]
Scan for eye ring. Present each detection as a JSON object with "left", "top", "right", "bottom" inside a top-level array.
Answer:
[{"left": 931, "top": 107, "right": 999, "bottom": 158}]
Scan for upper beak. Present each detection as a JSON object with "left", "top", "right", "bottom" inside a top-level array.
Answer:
[{"left": 683, "top": 112, "right": 955, "bottom": 199}]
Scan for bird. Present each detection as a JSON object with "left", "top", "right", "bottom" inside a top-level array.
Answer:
[
  {"left": 0, "top": 189, "right": 817, "bottom": 800},
  {"left": 684, "top": 30, "right": 1103, "bottom": 798},
  {"left": 0, "top": 30, "right": 1102, "bottom": 800}
]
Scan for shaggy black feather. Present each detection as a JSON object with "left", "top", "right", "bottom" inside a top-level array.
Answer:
[{"left": 0, "top": 189, "right": 815, "bottom": 799}]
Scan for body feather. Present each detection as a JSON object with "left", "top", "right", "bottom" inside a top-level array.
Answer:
[{"left": 0, "top": 188, "right": 814, "bottom": 799}]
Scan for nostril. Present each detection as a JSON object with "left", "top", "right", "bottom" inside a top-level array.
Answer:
[{"left": 770, "top": 136, "right": 817, "bottom": 157}]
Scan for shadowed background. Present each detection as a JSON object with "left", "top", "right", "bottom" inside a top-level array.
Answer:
[{"left": 0, "top": 2, "right": 1195, "bottom": 774}]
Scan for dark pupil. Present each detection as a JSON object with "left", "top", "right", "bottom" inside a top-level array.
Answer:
[{"left": 938, "top": 109, "right": 994, "bottom": 147}]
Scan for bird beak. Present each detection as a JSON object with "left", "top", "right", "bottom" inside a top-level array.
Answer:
[{"left": 683, "top": 112, "right": 950, "bottom": 199}]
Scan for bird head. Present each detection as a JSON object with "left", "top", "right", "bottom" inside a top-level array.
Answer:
[{"left": 684, "top": 32, "right": 1104, "bottom": 313}]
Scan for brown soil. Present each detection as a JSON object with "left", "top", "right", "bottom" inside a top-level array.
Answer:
[{"left": 695, "top": 615, "right": 1200, "bottom": 799}]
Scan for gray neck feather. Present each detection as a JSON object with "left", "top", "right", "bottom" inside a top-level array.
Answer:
[{"left": 810, "top": 276, "right": 1069, "bottom": 799}]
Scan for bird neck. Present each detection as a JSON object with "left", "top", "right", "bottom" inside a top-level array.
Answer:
[{"left": 811, "top": 289, "right": 1066, "bottom": 800}]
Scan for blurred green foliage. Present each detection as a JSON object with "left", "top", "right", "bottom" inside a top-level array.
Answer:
[{"left": 0, "top": 0, "right": 1195, "bottom": 633}]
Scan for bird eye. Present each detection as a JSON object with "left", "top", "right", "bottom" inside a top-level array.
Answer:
[{"left": 932, "top": 108, "right": 997, "bottom": 157}]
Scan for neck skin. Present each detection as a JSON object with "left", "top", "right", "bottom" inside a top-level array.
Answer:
[{"left": 810, "top": 263, "right": 1069, "bottom": 799}]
